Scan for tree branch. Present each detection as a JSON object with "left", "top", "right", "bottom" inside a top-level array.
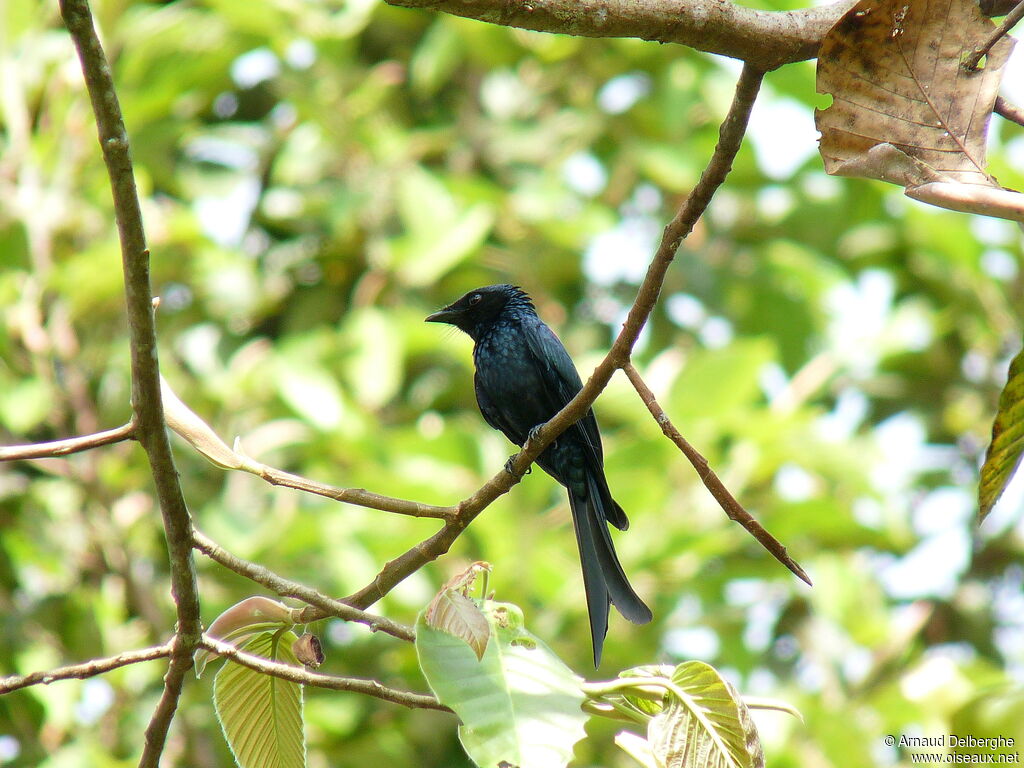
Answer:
[
  {"left": 59, "top": 1, "right": 202, "bottom": 765},
  {"left": 199, "top": 637, "right": 451, "bottom": 712},
  {"left": 328, "top": 63, "right": 771, "bottom": 615},
  {"left": 0, "top": 643, "right": 173, "bottom": 695},
  {"left": 965, "top": 0, "right": 1024, "bottom": 70},
  {"left": 0, "top": 421, "right": 136, "bottom": 461},
  {"left": 622, "top": 363, "right": 811, "bottom": 585},
  {"left": 996, "top": 96, "right": 1024, "bottom": 128},
  {"left": 192, "top": 528, "right": 416, "bottom": 642},
  {"left": 384, "top": 0, "right": 857, "bottom": 70},
  {"left": 256, "top": 465, "right": 455, "bottom": 519}
]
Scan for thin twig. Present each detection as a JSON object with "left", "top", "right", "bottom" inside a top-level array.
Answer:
[
  {"left": 0, "top": 643, "right": 173, "bottom": 695},
  {"left": 327, "top": 63, "right": 769, "bottom": 615},
  {"left": 964, "top": 0, "right": 1024, "bottom": 70},
  {"left": 996, "top": 96, "right": 1024, "bottom": 128},
  {"left": 59, "top": 1, "right": 202, "bottom": 765},
  {"left": 192, "top": 528, "right": 416, "bottom": 642},
  {"left": 622, "top": 363, "right": 812, "bottom": 585},
  {"left": 0, "top": 421, "right": 136, "bottom": 461},
  {"left": 199, "top": 637, "right": 451, "bottom": 712},
  {"left": 161, "top": 378, "right": 455, "bottom": 520},
  {"left": 255, "top": 465, "right": 456, "bottom": 519}
]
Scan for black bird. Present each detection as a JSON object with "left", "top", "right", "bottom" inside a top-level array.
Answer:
[{"left": 426, "top": 284, "right": 652, "bottom": 666}]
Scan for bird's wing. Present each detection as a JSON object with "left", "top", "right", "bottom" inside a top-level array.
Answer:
[
  {"left": 521, "top": 317, "right": 605, "bottom": 461},
  {"left": 474, "top": 369, "right": 526, "bottom": 445},
  {"left": 522, "top": 316, "right": 631, "bottom": 530}
]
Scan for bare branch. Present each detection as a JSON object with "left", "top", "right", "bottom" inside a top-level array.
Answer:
[
  {"left": 0, "top": 643, "right": 173, "bottom": 695},
  {"left": 192, "top": 528, "right": 416, "bottom": 642},
  {"left": 59, "top": 0, "right": 201, "bottom": 764},
  {"left": 0, "top": 421, "right": 136, "bottom": 462},
  {"left": 141, "top": 647, "right": 194, "bottom": 762},
  {"left": 996, "top": 96, "right": 1024, "bottom": 127},
  {"left": 199, "top": 637, "right": 451, "bottom": 712},
  {"left": 622, "top": 363, "right": 812, "bottom": 585},
  {"left": 255, "top": 464, "right": 456, "bottom": 519},
  {"left": 965, "top": 0, "right": 1024, "bottom": 70},
  {"left": 384, "top": 0, "right": 857, "bottom": 70},
  {"left": 330, "top": 64, "right": 770, "bottom": 614}
]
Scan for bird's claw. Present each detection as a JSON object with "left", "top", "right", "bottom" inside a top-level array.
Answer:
[
  {"left": 527, "top": 424, "right": 544, "bottom": 443},
  {"left": 504, "top": 456, "right": 532, "bottom": 478}
]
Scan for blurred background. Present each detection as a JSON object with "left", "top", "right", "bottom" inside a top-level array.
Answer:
[{"left": 1, "top": 0, "right": 1023, "bottom": 765}]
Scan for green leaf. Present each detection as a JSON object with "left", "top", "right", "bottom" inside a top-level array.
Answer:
[
  {"left": 410, "top": 18, "right": 464, "bottom": 97},
  {"left": 274, "top": 364, "right": 349, "bottom": 431},
  {"left": 392, "top": 203, "right": 495, "bottom": 287},
  {"left": 667, "top": 339, "right": 776, "bottom": 425},
  {"left": 619, "top": 665, "right": 678, "bottom": 716},
  {"left": 979, "top": 344, "right": 1024, "bottom": 521},
  {"left": 0, "top": 377, "right": 53, "bottom": 433},
  {"left": 648, "top": 661, "right": 764, "bottom": 768},
  {"left": 396, "top": 166, "right": 458, "bottom": 237},
  {"left": 342, "top": 307, "right": 404, "bottom": 410},
  {"left": 214, "top": 630, "right": 306, "bottom": 768},
  {"left": 416, "top": 601, "right": 587, "bottom": 768}
]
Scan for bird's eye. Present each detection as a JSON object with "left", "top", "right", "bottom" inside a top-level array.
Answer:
[{"left": 468, "top": 294, "right": 482, "bottom": 306}]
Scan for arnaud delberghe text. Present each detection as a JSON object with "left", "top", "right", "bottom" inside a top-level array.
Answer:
[{"left": 900, "top": 736, "right": 1016, "bottom": 750}]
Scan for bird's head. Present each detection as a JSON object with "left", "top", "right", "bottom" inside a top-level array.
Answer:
[{"left": 425, "top": 284, "right": 534, "bottom": 339}]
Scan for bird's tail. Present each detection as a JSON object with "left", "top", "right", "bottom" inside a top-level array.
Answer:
[{"left": 569, "top": 475, "right": 652, "bottom": 667}]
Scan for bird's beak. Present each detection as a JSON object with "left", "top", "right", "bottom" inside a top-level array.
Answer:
[{"left": 425, "top": 307, "right": 458, "bottom": 324}]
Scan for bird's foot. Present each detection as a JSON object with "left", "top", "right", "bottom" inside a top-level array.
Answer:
[
  {"left": 526, "top": 424, "right": 545, "bottom": 444},
  {"left": 504, "top": 456, "right": 532, "bottom": 478}
]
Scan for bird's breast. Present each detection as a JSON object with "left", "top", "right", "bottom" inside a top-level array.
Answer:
[{"left": 474, "top": 326, "right": 550, "bottom": 418}]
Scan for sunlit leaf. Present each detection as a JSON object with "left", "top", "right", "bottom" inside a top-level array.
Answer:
[
  {"left": 416, "top": 600, "right": 587, "bottom": 768},
  {"left": 979, "top": 344, "right": 1024, "bottom": 521},
  {"left": 214, "top": 630, "right": 305, "bottom": 768},
  {"left": 645, "top": 662, "right": 764, "bottom": 768},
  {"left": 616, "top": 730, "right": 659, "bottom": 768}
]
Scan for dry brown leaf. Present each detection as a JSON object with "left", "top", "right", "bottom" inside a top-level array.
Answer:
[
  {"left": 816, "top": 0, "right": 1023, "bottom": 221},
  {"left": 422, "top": 562, "right": 492, "bottom": 660}
]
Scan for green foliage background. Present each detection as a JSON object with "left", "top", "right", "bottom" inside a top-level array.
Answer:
[{"left": 1, "top": 0, "right": 1023, "bottom": 765}]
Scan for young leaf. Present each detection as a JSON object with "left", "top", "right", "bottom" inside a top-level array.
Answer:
[
  {"left": 214, "top": 630, "right": 306, "bottom": 768},
  {"left": 615, "top": 730, "right": 659, "bottom": 768},
  {"left": 423, "top": 588, "right": 490, "bottom": 660},
  {"left": 162, "top": 375, "right": 248, "bottom": 470},
  {"left": 195, "top": 596, "right": 294, "bottom": 677},
  {"left": 423, "top": 561, "right": 492, "bottom": 660},
  {"left": 646, "top": 661, "right": 764, "bottom": 768},
  {"left": 979, "top": 345, "right": 1024, "bottom": 521},
  {"left": 619, "top": 664, "right": 681, "bottom": 716},
  {"left": 416, "top": 600, "right": 587, "bottom": 768}
]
